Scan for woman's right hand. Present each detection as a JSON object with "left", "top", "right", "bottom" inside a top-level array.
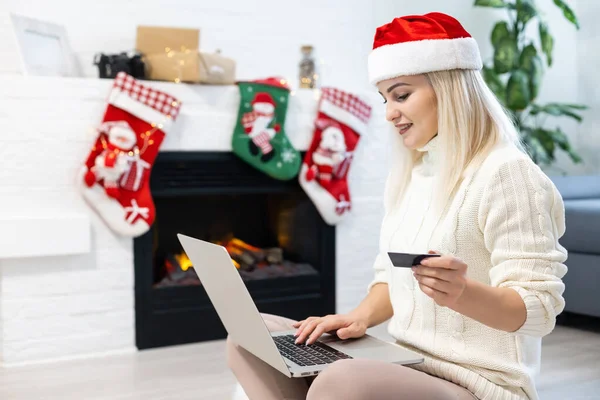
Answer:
[{"left": 292, "top": 313, "right": 369, "bottom": 345}]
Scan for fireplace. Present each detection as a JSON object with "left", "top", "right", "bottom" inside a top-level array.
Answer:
[{"left": 134, "top": 151, "right": 336, "bottom": 349}]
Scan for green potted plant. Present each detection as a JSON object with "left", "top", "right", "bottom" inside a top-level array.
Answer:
[{"left": 474, "top": 0, "right": 587, "bottom": 166}]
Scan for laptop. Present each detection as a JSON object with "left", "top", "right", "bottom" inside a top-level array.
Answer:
[{"left": 177, "top": 233, "right": 424, "bottom": 378}]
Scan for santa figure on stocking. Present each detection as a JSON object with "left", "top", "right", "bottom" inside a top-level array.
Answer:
[
  {"left": 299, "top": 87, "right": 372, "bottom": 226},
  {"left": 306, "top": 121, "right": 348, "bottom": 187}
]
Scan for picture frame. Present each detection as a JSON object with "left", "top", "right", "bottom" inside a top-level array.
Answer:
[{"left": 10, "top": 13, "right": 81, "bottom": 77}]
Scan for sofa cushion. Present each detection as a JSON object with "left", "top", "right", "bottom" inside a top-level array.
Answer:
[
  {"left": 551, "top": 175, "right": 600, "bottom": 200},
  {"left": 561, "top": 199, "right": 600, "bottom": 254}
]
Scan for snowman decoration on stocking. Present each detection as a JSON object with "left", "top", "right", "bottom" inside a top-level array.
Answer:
[
  {"left": 306, "top": 122, "right": 348, "bottom": 186},
  {"left": 84, "top": 121, "right": 139, "bottom": 199},
  {"left": 241, "top": 92, "right": 281, "bottom": 163}
]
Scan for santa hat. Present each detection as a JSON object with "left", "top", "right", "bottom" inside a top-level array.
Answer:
[
  {"left": 252, "top": 92, "right": 276, "bottom": 106},
  {"left": 368, "top": 12, "right": 482, "bottom": 85}
]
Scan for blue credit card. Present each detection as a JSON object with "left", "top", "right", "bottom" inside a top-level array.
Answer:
[{"left": 387, "top": 252, "right": 441, "bottom": 268}]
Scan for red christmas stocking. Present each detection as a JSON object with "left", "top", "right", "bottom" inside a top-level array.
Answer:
[
  {"left": 79, "top": 72, "right": 182, "bottom": 237},
  {"left": 299, "top": 88, "right": 372, "bottom": 225}
]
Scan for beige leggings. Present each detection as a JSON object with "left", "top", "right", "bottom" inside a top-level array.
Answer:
[{"left": 226, "top": 313, "right": 478, "bottom": 400}]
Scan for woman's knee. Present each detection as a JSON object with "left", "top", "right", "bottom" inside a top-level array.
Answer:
[
  {"left": 260, "top": 313, "right": 297, "bottom": 332},
  {"left": 306, "top": 359, "right": 359, "bottom": 400},
  {"left": 225, "top": 335, "right": 240, "bottom": 370},
  {"left": 226, "top": 316, "right": 290, "bottom": 371}
]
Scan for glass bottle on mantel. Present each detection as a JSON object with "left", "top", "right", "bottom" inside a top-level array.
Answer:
[{"left": 299, "top": 45, "right": 317, "bottom": 89}]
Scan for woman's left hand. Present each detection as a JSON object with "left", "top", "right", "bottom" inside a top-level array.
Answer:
[{"left": 412, "top": 251, "right": 468, "bottom": 308}]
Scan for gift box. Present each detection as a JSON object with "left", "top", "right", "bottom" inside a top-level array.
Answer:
[
  {"left": 144, "top": 50, "right": 201, "bottom": 83},
  {"left": 136, "top": 26, "right": 199, "bottom": 55},
  {"left": 198, "top": 51, "right": 236, "bottom": 85},
  {"left": 136, "top": 25, "right": 201, "bottom": 83},
  {"left": 135, "top": 25, "right": 236, "bottom": 85}
]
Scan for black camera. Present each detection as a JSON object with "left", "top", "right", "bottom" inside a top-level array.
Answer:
[{"left": 94, "top": 52, "right": 146, "bottom": 79}]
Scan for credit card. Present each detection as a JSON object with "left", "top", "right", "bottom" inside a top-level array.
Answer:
[{"left": 387, "top": 252, "right": 441, "bottom": 268}]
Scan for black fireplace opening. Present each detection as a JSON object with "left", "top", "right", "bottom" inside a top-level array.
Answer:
[{"left": 134, "top": 152, "right": 336, "bottom": 350}]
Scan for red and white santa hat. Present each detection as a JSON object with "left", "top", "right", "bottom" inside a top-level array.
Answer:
[
  {"left": 252, "top": 92, "right": 276, "bottom": 106},
  {"left": 368, "top": 12, "right": 482, "bottom": 85}
]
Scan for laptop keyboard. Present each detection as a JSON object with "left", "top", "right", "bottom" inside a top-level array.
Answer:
[{"left": 273, "top": 334, "right": 353, "bottom": 366}]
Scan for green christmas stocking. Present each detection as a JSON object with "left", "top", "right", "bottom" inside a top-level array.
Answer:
[{"left": 232, "top": 77, "right": 301, "bottom": 180}]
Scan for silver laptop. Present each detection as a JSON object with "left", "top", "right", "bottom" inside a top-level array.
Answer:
[{"left": 177, "top": 233, "right": 423, "bottom": 378}]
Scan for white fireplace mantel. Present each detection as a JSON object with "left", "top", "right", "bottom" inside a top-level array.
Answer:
[
  {"left": 0, "top": 75, "right": 388, "bottom": 366},
  {"left": 0, "top": 75, "right": 323, "bottom": 260}
]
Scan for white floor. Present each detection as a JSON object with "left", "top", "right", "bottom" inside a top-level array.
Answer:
[{"left": 1, "top": 325, "right": 599, "bottom": 400}]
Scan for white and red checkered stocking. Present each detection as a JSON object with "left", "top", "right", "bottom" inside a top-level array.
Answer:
[
  {"left": 79, "top": 72, "right": 182, "bottom": 237},
  {"left": 299, "top": 88, "right": 372, "bottom": 225}
]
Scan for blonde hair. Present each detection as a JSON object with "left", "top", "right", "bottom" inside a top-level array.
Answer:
[{"left": 384, "top": 69, "right": 525, "bottom": 213}]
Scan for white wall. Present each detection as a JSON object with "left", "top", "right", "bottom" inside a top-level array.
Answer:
[
  {"left": 0, "top": 0, "right": 595, "bottom": 365},
  {"left": 2, "top": 0, "right": 378, "bottom": 93},
  {"left": 575, "top": 0, "right": 600, "bottom": 173}
]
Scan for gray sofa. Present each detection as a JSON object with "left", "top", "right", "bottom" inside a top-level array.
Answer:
[{"left": 550, "top": 175, "right": 600, "bottom": 318}]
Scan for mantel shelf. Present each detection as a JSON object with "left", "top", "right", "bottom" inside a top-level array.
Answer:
[{"left": 0, "top": 74, "right": 333, "bottom": 152}]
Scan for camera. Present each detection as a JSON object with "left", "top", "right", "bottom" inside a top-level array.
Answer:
[{"left": 94, "top": 52, "right": 146, "bottom": 79}]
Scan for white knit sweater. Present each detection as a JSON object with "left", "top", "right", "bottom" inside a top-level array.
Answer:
[{"left": 369, "top": 136, "right": 568, "bottom": 400}]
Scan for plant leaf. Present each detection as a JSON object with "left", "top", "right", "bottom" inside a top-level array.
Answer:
[
  {"left": 519, "top": 44, "right": 538, "bottom": 69},
  {"left": 482, "top": 65, "right": 506, "bottom": 104},
  {"left": 474, "top": 0, "right": 510, "bottom": 8},
  {"left": 544, "top": 127, "right": 569, "bottom": 149},
  {"left": 518, "top": 44, "right": 543, "bottom": 100},
  {"left": 539, "top": 20, "right": 554, "bottom": 66},
  {"left": 523, "top": 134, "right": 551, "bottom": 165},
  {"left": 516, "top": 0, "right": 538, "bottom": 25},
  {"left": 506, "top": 70, "right": 531, "bottom": 110},
  {"left": 530, "top": 103, "right": 584, "bottom": 122},
  {"left": 557, "top": 103, "right": 588, "bottom": 110},
  {"left": 568, "top": 150, "right": 583, "bottom": 163},
  {"left": 541, "top": 126, "right": 583, "bottom": 163},
  {"left": 553, "top": 0, "right": 580, "bottom": 29},
  {"left": 529, "top": 57, "right": 543, "bottom": 100},
  {"left": 533, "top": 128, "right": 556, "bottom": 161},
  {"left": 491, "top": 21, "right": 513, "bottom": 47},
  {"left": 494, "top": 38, "right": 519, "bottom": 73}
]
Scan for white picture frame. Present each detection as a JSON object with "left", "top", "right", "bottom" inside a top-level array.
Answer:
[{"left": 10, "top": 13, "right": 81, "bottom": 77}]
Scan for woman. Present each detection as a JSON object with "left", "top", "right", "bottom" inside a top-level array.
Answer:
[{"left": 227, "top": 12, "right": 567, "bottom": 400}]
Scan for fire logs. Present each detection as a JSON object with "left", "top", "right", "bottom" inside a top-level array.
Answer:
[{"left": 155, "top": 237, "right": 318, "bottom": 287}]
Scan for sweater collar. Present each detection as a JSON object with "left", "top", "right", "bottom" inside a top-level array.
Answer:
[
  {"left": 417, "top": 134, "right": 439, "bottom": 153},
  {"left": 415, "top": 135, "right": 439, "bottom": 174}
]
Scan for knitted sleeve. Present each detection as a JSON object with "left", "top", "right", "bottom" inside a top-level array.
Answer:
[
  {"left": 478, "top": 157, "right": 568, "bottom": 337},
  {"left": 367, "top": 252, "right": 390, "bottom": 292}
]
